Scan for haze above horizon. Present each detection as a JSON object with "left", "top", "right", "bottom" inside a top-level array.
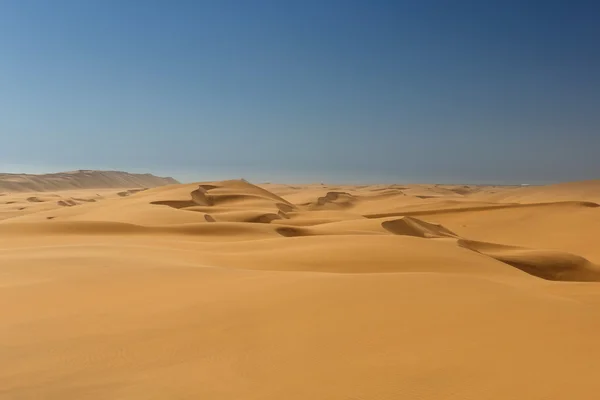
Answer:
[{"left": 1, "top": 0, "right": 599, "bottom": 185}]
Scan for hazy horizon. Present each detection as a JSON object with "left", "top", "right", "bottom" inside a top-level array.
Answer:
[
  {"left": 2, "top": 0, "right": 599, "bottom": 184},
  {"left": 0, "top": 163, "right": 562, "bottom": 186}
]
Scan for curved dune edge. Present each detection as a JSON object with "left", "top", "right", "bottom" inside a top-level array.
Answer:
[
  {"left": 364, "top": 200, "right": 600, "bottom": 218},
  {"left": 148, "top": 180, "right": 297, "bottom": 223},
  {"left": 1, "top": 216, "right": 598, "bottom": 281},
  {"left": 381, "top": 216, "right": 458, "bottom": 238},
  {"left": 458, "top": 239, "right": 600, "bottom": 282}
]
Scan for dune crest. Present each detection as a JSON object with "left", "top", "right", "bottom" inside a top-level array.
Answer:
[
  {"left": 149, "top": 180, "right": 296, "bottom": 223},
  {"left": 458, "top": 239, "right": 600, "bottom": 281},
  {"left": 0, "top": 170, "right": 178, "bottom": 193},
  {"left": 381, "top": 216, "right": 458, "bottom": 238}
]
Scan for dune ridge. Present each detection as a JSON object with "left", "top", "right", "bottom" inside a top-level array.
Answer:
[{"left": 0, "top": 170, "right": 178, "bottom": 193}]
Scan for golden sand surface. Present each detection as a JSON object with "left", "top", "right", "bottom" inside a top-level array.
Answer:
[{"left": 2, "top": 178, "right": 600, "bottom": 399}]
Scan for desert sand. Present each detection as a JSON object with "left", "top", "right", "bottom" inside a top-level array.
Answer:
[
  {"left": 2, "top": 176, "right": 600, "bottom": 399},
  {"left": 0, "top": 170, "right": 178, "bottom": 193}
]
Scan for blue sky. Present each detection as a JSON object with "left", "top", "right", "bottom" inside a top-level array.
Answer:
[{"left": 1, "top": 0, "right": 599, "bottom": 184}]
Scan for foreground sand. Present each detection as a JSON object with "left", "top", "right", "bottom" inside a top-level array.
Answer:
[{"left": 2, "top": 180, "right": 600, "bottom": 399}]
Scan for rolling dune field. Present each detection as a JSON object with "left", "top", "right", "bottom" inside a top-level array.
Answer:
[{"left": 2, "top": 178, "right": 600, "bottom": 399}]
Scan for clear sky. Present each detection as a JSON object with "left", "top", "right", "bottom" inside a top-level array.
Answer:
[{"left": 1, "top": 0, "right": 599, "bottom": 184}]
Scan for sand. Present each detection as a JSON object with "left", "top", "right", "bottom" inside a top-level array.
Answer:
[
  {"left": 2, "top": 178, "right": 600, "bottom": 399},
  {"left": 0, "top": 170, "right": 178, "bottom": 193}
]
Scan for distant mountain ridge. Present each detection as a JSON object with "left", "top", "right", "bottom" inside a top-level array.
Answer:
[{"left": 0, "top": 170, "right": 179, "bottom": 192}]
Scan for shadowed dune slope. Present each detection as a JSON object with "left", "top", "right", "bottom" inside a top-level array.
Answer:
[{"left": 458, "top": 239, "right": 600, "bottom": 282}]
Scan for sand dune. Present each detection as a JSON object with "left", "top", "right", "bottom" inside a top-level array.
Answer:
[
  {"left": 0, "top": 169, "right": 178, "bottom": 192},
  {"left": 459, "top": 239, "right": 600, "bottom": 281},
  {"left": 469, "top": 179, "right": 600, "bottom": 203},
  {"left": 2, "top": 178, "right": 600, "bottom": 399}
]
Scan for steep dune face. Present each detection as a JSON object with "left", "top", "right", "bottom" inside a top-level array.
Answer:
[
  {"left": 2, "top": 179, "right": 600, "bottom": 399},
  {"left": 0, "top": 170, "right": 178, "bottom": 192},
  {"left": 381, "top": 216, "right": 458, "bottom": 238},
  {"left": 458, "top": 240, "right": 600, "bottom": 281}
]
